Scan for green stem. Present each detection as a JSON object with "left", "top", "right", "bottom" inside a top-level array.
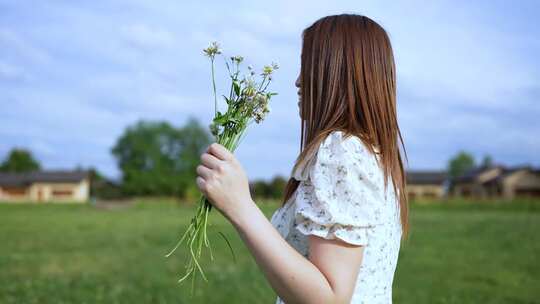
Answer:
[
  {"left": 258, "top": 75, "right": 267, "bottom": 91},
  {"left": 262, "top": 78, "right": 272, "bottom": 92},
  {"left": 211, "top": 57, "right": 218, "bottom": 116},
  {"left": 170, "top": 105, "right": 252, "bottom": 291}
]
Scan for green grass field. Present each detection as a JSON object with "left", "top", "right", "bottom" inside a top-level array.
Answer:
[{"left": 0, "top": 200, "right": 539, "bottom": 303}]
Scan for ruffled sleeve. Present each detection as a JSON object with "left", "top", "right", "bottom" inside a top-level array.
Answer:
[{"left": 293, "top": 131, "right": 383, "bottom": 246}]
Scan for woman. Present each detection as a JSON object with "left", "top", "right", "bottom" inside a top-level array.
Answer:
[{"left": 195, "top": 13, "right": 408, "bottom": 304}]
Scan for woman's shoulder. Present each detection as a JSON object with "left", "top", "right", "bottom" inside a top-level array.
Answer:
[
  {"left": 313, "top": 130, "right": 384, "bottom": 190},
  {"left": 292, "top": 130, "right": 390, "bottom": 242},
  {"left": 291, "top": 130, "right": 377, "bottom": 181},
  {"left": 318, "top": 130, "right": 376, "bottom": 162}
]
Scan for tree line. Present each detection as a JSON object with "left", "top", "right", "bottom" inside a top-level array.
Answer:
[
  {"left": 0, "top": 117, "right": 288, "bottom": 202},
  {"left": 1, "top": 117, "right": 492, "bottom": 202}
]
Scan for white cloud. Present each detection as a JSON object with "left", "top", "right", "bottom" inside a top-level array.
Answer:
[{"left": 1, "top": 0, "right": 538, "bottom": 180}]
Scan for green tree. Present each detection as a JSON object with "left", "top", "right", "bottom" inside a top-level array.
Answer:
[
  {"left": 0, "top": 148, "right": 41, "bottom": 172},
  {"left": 480, "top": 154, "right": 494, "bottom": 168},
  {"left": 250, "top": 175, "right": 287, "bottom": 200},
  {"left": 448, "top": 151, "right": 476, "bottom": 180},
  {"left": 269, "top": 175, "right": 287, "bottom": 199},
  {"left": 111, "top": 117, "right": 211, "bottom": 197},
  {"left": 86, "top": 167, "right": 123, "bottom": 200},
  {"left": 252, "top": 180, "right": 270, "bottom": 198}
]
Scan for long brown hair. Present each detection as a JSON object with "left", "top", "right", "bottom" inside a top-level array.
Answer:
[{"left": 283, "top": 14, "right": 409, "bottom": 238}]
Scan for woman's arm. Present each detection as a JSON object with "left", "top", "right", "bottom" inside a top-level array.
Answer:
[
  {"left": 196, "top": 143, "right": 364, "bottom": 304},
  {"left": 232, "top": 201, "right": 364, "bottom": 304}
]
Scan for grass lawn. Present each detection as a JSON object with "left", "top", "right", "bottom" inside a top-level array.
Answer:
[{"left": 0, "top": 199, "right": 539, "bottom": 303}]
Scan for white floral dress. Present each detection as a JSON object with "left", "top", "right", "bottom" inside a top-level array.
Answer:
[{"left": 270, "top": 130, "right": 402, "bottom": 304}]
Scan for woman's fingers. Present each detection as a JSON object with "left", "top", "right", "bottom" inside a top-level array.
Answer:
[
  {"left": 207, "top": 143, "right": 234, "bottom": 161},
  {"left": 196, "top": 164, "right": 213, "bottom": 180},
  {"left": 196, "top": 176, "right": 206, "bottom": 192},
  {"left": 200, "top": 152, "right": 221, "bottom": 169}
]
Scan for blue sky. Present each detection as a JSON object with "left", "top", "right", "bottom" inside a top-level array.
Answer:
[{"left": 1, "top": 0, "right": 539, "bottom": 180}]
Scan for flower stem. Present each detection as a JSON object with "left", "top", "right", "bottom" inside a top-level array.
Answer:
[{"left": 211, "top": 57, "right": 218, "bottom": 116}]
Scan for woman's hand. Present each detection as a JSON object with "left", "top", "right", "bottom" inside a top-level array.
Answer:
[{"left": 196, "top": 143, "right": 255, "bottom": 223}]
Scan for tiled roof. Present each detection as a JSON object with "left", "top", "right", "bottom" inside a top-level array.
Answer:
[
  {"left": 454, "top": 165, "right": 538, "bottom": 184},
  {"left": 406, "top": 171, "right": 447, "bottom": 185},
  {"left": 452, "top": 165, "right": 499, "bottom": 183},
  {"left": 0, "top": 170, "right": 89, "bottom": 187}
]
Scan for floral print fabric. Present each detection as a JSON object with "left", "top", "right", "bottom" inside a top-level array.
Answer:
[{"left": 270, "top": 131, "right": 402, "bottom": 303}]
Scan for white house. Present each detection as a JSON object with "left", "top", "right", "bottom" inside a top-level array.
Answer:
[{"left": 0, "top": 170, "right": 90, "bottom": 203}]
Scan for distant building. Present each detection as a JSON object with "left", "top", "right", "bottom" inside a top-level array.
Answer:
[
  {"left": 451, "top": 165, "right": 540, "bottom": 199},
  {"left": 406, "top": 171, "right": 448, "bottom": 201},
  {"left": 0, "top": 170, "right": 90, "bottom": 203}
]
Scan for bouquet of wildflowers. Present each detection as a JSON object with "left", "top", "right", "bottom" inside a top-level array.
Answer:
[{"left": 166, "top": 41, "right": 278, "bottom": 293}]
